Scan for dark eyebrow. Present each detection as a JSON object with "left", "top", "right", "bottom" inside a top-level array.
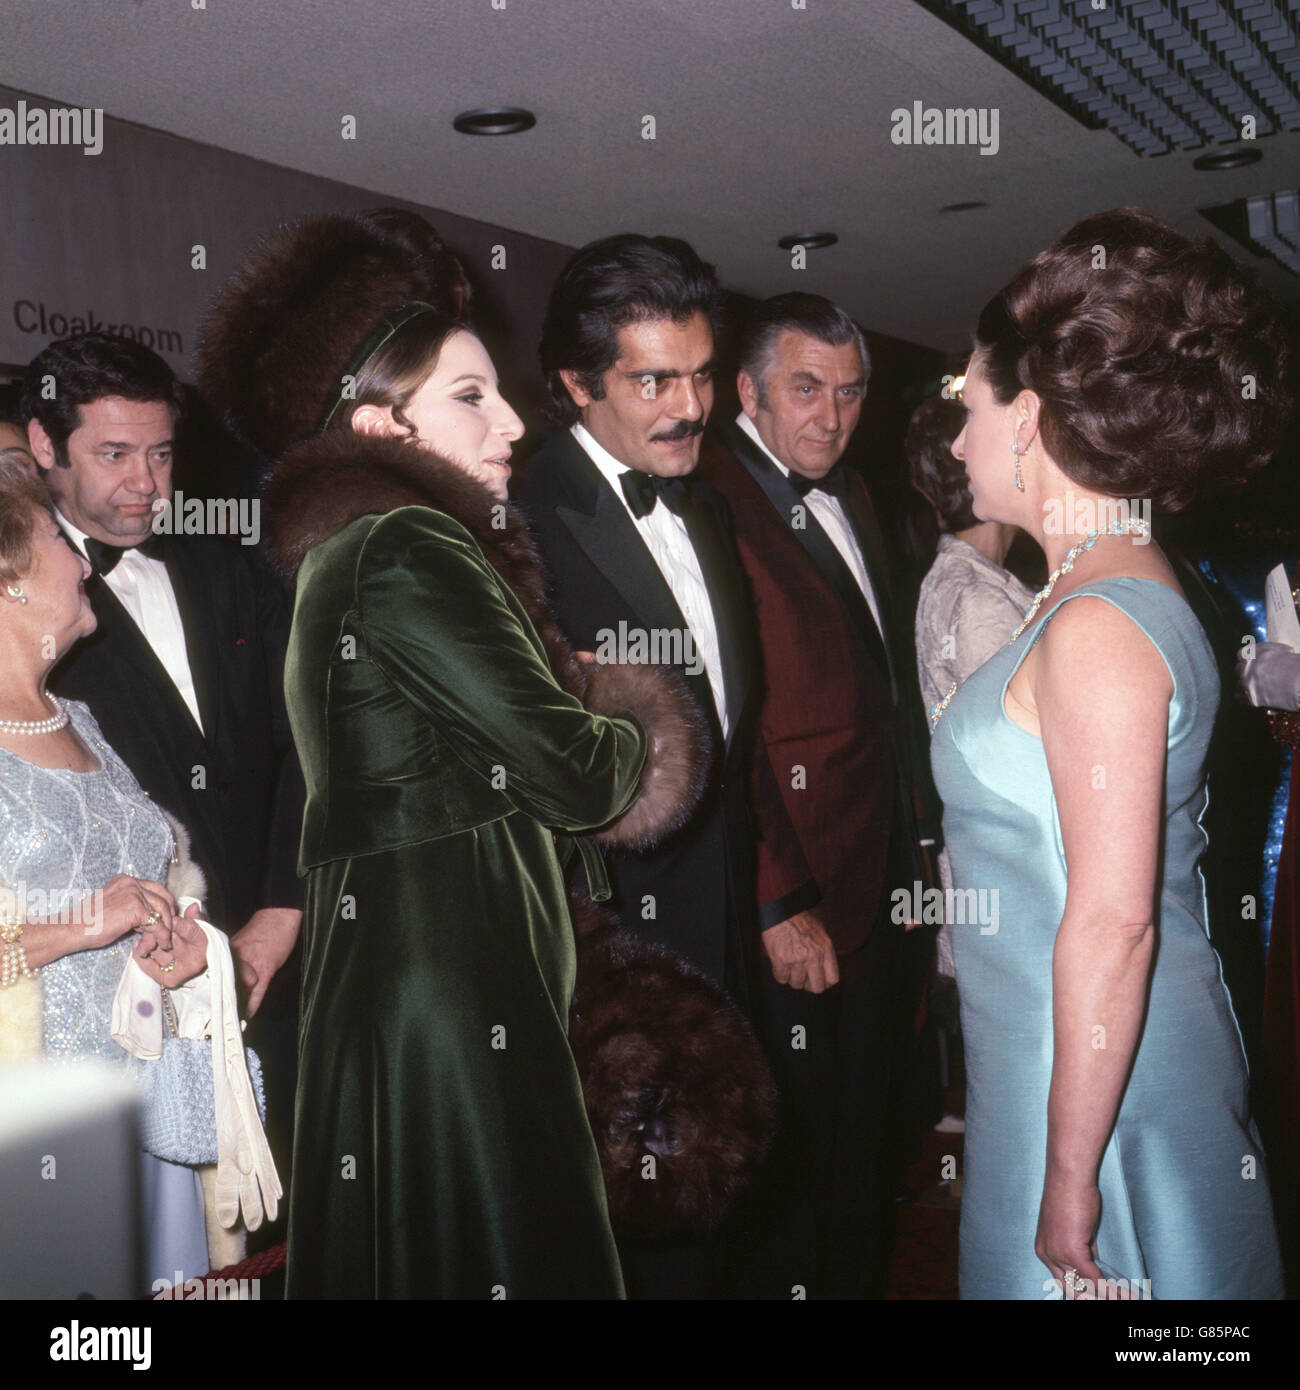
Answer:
[
  {"left": 622, "top": 358, "right": 716, "bottom": 380},
  {"left": 96, "top": 439, "right": 173, "bottom": 449}
]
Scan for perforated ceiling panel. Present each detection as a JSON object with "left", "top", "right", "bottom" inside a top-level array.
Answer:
[{"left": 918, "top": 0, "right": 1300, "bottom": 156}]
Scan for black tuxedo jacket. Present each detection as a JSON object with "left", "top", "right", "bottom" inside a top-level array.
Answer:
[
  {"left": 520, "top": 429, "right": 812, "bottom": 1005},
  {"left": 50, "top": 531, "right": 304, "bottom": 929}
]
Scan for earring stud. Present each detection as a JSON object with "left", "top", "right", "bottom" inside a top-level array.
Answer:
[{"left": 6, "top": 585, "right": 27, "bottom": 605}]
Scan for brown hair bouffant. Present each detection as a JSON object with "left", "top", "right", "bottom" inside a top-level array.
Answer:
[
  {"left": 906, "top": 394, "right": 974, "bottom": 533},
  {"left": 975, "top": 207, "right": 1295, "bottom": 512}
]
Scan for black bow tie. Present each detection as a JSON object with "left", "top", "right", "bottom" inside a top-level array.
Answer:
[
  {"left": 619, "top": 469, "right": 696, "bottom": 520},
  {"left": 82, "top": 533, "right": 165, "bottom": 575},
  {"left": 787, "top": 467, "right": 848, "bottom": 502}
]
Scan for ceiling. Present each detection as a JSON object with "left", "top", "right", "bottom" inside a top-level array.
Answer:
[{"left": 3, "top": 0, "right": 1298, "bottom": 354}]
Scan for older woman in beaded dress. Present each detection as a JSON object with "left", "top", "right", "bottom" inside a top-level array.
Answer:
[{"left": 0, "top": 457, "right": 212, "bottom": 1289}]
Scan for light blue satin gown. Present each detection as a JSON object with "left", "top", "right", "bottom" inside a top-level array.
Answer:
[{"left": 931, "top": 578, "right": 1283, "bottom": 1300}]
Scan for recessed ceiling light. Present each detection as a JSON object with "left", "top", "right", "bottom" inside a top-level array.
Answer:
[
  {"left": 1193, "top": 147, "right": 1263, "bottom": 172},
  {"left": 452, "top": 107, "right": 536, "bottom": 136},
  {"left": 777, "top": 232, "right": 837, "bottom": 251},
  {"left": 940, "top": 201, "right": 987, "bottom": 213}
]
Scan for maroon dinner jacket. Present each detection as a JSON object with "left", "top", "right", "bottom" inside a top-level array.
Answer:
[{"left": 701, "top": 423, "right": 908, "bottom": 957}]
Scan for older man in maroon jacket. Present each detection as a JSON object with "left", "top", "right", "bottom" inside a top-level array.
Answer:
[{"left": 702, "top": 292, "right": 926, "bottom": 1299}]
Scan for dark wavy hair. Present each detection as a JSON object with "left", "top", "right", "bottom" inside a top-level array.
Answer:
[
  {"left": 974, "top": 207, "right": 1295, "bottom": 512},
  {"left": 20, "top": 332, "right": 186, "bottom": 468},
  {"left": 326, "top": 312, "right": 464, "bottom": 437},
  {"left": 906, "top": 394, "right": 974, "bottom": 533},
  {"left": 540, "top": 234, "right": 721, "bottom": 426}
]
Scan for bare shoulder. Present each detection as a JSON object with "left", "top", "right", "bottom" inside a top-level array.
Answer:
[{"left": 1035, "top": 595, "right": 1174, "bottom": 702}]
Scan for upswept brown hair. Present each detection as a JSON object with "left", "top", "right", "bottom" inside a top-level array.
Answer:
[
  {"left": 327, "top": 312, "right": 463, "bottom": 437},
  {"left": 0, "top": 456, "right": 56, "bottom": 585},
  {"left": 975, "top": 207, "right": 1295, "bottom": 512}
]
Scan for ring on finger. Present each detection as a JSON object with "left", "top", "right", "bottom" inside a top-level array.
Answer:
[{"left": 144, "top": 910, "right": 162, "bottom": 926}]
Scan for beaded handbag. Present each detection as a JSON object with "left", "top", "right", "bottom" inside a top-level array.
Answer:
[{"left": 137, "top": 984, "right": 266, "bottom": 1166}]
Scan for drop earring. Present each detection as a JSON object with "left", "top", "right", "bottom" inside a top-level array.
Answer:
[
  {"left": 6, "top": 585, "right": 27, "bottom": 605},
  {"left": 1011, "top": 432, "right": 1025, "bottom": 492}
]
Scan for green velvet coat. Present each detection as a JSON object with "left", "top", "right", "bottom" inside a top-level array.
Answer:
[{"left": 266, "top": 432, "right": 700, "bottom": 1299}]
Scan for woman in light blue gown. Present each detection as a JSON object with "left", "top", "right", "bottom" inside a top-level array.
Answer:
[{"left": 930, "top": 208, "right": 1290, "bottom": 1300}]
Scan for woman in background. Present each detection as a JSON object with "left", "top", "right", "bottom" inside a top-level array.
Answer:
[{"left": 910, "top": 394, "right": 1034, "bottom": 723}]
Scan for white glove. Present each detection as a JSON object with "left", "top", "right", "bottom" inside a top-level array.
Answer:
[
  {"left": 177, "top": 897, "right": 281, "bottom": 1232},
  {"left": 1238, "top": 642, "right": 1300, "bottom": 712}
]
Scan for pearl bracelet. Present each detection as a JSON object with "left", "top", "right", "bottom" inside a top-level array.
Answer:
[{"left": 1, "top": 940, "right": 39, "bottom": 988}]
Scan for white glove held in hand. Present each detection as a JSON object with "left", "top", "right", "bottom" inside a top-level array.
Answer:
[{"left": 1238, "top": 642, "right": 1300, "bottom": 712}]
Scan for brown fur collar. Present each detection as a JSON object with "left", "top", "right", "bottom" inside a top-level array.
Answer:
[
  {"left": 266, "top": 430, "right": 588, "bottom": 700},
  {"left": 265, "top": 432, "right": 712, "bottom": 851}
]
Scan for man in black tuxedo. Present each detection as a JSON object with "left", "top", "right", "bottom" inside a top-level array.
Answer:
[
  {"left": 22, "top": 333, "right": 304, "bottom": 1206},
  {"left": 520, "top": 237, "right": 815, "bottom": 1297}
]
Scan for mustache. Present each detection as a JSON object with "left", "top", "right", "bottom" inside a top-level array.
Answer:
[{"left": 651, "top": 420, "right": 704, "bottom": 443}]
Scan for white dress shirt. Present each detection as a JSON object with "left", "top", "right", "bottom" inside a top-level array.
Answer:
[
  {"left": 735, "top": 411, "right": 886, "bottom": 640},
  {"left": 570, "top": 423, "right": 729, "bottom": 739},
  {"left": 57, "top": 509, "right": 205, "bottom": 734}
]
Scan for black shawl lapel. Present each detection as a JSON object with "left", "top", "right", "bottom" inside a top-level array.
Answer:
[
  {"left": 839, "top": 476, "right": 899, "bottom": 700},
  {"left": 162, "top": 536, "right": 222, "bottom": 744},
  {"left": 547, "top": 432, "right": 740, "bottom": 742},
  {"left": 674, "top": 486, "right": 753, "bottom": 752},
  {"left": 76, "top": 567, "right": 209, "bottom": 747},
  {"left": 551, "top": 437, "right": 693, "bottom": 644},
  {"left": 722, "top": 418, "right": 892, "bottom": 688}
]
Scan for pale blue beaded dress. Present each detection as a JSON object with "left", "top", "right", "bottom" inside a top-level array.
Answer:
[
  {"left": 931, "top": 578, "right": 1283, "bottom": 1300},
  {"left": 0, "top": 698, "right": 208, "bottom": 1289}
]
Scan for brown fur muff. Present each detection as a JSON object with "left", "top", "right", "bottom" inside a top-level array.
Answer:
[
  {"left": 570, "top": 895, "right": 777, "bottom": 1237},
  {"left": 196, "top": 210, "right": 467, "bottom": 462}
]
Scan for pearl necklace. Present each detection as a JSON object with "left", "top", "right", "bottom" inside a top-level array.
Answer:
[
  {"left": 928, "top": 519, "right": 1152, "bottom": 730},
  {"left": 0, "top": 693, "right": 69, "bottom": 736}
]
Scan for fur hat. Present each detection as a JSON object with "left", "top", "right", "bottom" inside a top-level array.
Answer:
[{"left": 197, "top": 208, "right": 469, "bottom": 461}]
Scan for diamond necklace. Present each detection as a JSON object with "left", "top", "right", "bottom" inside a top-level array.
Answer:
[{"left": 928, "top": 519, "right": 1153, "bottom": 729}]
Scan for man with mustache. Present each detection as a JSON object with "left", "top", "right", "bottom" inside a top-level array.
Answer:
[{"left": 521, "top": 237, "right": 816, "bottom": 1297}]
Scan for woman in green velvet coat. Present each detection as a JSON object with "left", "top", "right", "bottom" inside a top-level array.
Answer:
[{"left": 199, "top": 212, "right": 706, "bottom": 1298}]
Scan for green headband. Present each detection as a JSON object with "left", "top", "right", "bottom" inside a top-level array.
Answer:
[{"left": 317, "top": 301, "right": 438, "bottom": 432}]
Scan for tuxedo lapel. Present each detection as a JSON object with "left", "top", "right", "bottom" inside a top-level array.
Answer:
[
  {"left": 546, "top": 433, "right": 741, "bottom": 746},
  {"left": 675, "top": 488, "right": 752, "bottom": 751},
  {"left": 840, "top": 478, "right": 899, "bottom": 700},
  {"left": 78, "top": 569, "right": 209, "bottom": 747},
  {"left": 723, "top": 420, "right": 892, "bottom": 687},
  {"left": 163, "top": 538, "right": 222, "bottom": 746}
]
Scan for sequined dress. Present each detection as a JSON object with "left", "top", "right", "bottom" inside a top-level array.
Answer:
[{"left": 0, "top": 698, "right": 208, "bottom": 1286}]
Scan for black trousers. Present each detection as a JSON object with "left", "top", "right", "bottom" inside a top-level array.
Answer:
[{"left": 723, "top": 909, "right": 908, "bottom": 1299}]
